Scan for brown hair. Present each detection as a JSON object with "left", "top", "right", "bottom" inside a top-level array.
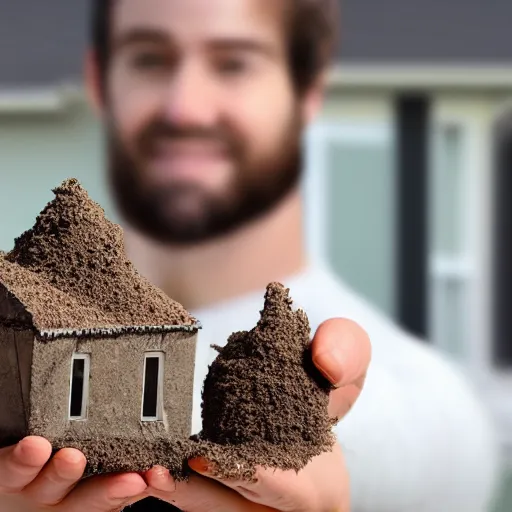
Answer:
[
  {"left": 90, "top": 0, "right": 339, "bottom": 94},
  {"left": 285, "top": 0, "right": 339, "bottom": 91}
]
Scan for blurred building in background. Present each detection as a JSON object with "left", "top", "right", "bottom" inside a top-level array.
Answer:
[{"left": 0, "top": 1, "right": 511, "bottom": 510}]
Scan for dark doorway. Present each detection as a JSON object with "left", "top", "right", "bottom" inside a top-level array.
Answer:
[
  {"left": 493, "top": 109, "right": 512, "bottom": 367},
  {"left": 395, "top": 94, "right": 431, "bottom": 339}
]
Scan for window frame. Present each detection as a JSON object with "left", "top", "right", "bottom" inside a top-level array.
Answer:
[
  {"left": 141, "top": 351, "right": 165, "bottom": 422},
  {"left": 68, "top": 353, "right": 90, "bottom": 421},
  {"left": 428, "top": 118, "right": 474, "bottom": 359}
]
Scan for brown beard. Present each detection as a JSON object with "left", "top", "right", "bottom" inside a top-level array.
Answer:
[{"left": 106, "top": 111, "right": 303, "bottom": 245}]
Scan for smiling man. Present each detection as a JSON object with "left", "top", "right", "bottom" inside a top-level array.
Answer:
[
  {"left": 0, "top": 0, "right": 500, "bottom": 511},
  {"left": 104, "top": 0, "right": 308, "bottom": 247}
]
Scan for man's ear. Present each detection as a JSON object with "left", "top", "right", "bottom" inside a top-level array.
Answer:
[
  {"left": 301, "top": 71, "right": 327, "bottom": 125},
  {"left": 84, "top": 49, "right": 104, "bottom": 115}
]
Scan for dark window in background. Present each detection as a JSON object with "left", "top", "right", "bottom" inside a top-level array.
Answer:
[
  {"left": 395, "top": 95, "right": 431, "bottom": 339},
  {"left": 493, "top": 110, "right": 512, "bottom": 367}
]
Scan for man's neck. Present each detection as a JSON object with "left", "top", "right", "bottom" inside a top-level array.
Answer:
[{"left": 123, "top": 188, "right": 307, "bottom": 310}]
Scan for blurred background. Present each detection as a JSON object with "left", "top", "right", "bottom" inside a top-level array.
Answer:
[{"left": 0, "top": 1, "right": 511, "bottom": 510}]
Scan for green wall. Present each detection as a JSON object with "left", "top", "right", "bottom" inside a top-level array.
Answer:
[
  {"left": 0, "top": 102, "right": 115, "bottom": 252},
  {"left": 492, "top": 468, "right": 512, "bottom": 512},
  {"left": 326, "top": 142, "right": 396, "bottom": 318}
]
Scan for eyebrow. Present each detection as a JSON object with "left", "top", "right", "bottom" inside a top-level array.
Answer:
[
  {"left": 112, "top": 28, "right": 170, "bottom": 51},
  {"left": 207, "top": 38, "right": 278, "bottom": 59},
  {"left": 113, "top": 28, "right": 277, "bottom": 58}
]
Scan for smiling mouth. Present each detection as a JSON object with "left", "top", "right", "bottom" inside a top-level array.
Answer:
[
  {"left": 151, "top": 138, "right": 229, "bottom": 156},
  {"left": 145, "top": 145, "right": 232, "bottom": 187}
]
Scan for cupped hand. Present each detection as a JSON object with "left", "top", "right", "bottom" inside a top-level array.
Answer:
[
  {"left": 0, "top": 436, "right": 147, "bottom": 512},
  {"left": 144, "top": 318, "right": 371, "bottom": 512}
]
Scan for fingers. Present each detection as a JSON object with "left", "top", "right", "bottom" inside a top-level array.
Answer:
[
  {"left": 59, "top": 472, "right": 148, "bottom": 512},
  {"left": 189, "top": 457, "right": 314, "bottom": 510},
  {"left": 0, "top": 438, "right": 147, "bottom": 512},
  {"left": 312, "top": 319, "right": 371, "bottom": 388},
  {"left": 0, "top": 436, "right": 52, "bottom": 494},
  {"left": 311, "top": 319, "right": 371, "bottom": 420},
  {"left": 22, "top": 448, "right": 86, "bottom": 505},
  {"left": 144, "top": 466, "right": 273, "bottom": 512},
  {"left": 188, "top": 444, "right": 349, "bottom": 512}
]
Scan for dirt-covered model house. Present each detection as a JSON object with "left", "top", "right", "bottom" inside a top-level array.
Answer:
[{"left": 0, "top": 179, "right": 199, "bottom": 450}]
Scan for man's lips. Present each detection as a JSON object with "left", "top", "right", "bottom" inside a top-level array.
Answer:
[
  {"left": 146, "top": 142, "right": 231, "bottom": 185},
  {"left": 150, "top": 138, "right": 229, "bottom": 157}
]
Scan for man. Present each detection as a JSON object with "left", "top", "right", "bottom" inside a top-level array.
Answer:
[{"left": 0, "top": 0, "right": 499, "bottom": 511}]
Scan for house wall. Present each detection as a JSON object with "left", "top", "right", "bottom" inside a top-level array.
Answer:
[
  {"left": 15, "top": 330, "right": 34, "bottom": 426},
  {"left": 29, "top": 331, "right": 197, "bottom": 441},
  {"left": 0, "top": 327, "right": 29, "bottom": 445}
]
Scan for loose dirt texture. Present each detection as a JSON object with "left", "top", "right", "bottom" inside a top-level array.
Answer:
[
  {"left": 192, "top": 282, "right": 337, "bottom": 480},
  {"left": 1, "top": 178, "right": 196, "bottom": 333},
  {"left": 50, "top": 436, "right": 194, "bottom": 479}
]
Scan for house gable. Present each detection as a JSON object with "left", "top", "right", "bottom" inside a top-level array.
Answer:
[{"left": 1, "top": 179, "right": 199, "bottom": 337}]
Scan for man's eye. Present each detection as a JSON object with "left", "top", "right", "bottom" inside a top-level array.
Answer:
[
  {"left": 217, "top": 59, "right": 248, "bottom": 75},
  {"left": 131, "top": 53, "right": 168, "bottom": 70}
]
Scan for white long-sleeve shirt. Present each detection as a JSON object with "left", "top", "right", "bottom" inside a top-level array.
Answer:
[{"left": 190, "top": 264, "right": 500, "bottom": 512}]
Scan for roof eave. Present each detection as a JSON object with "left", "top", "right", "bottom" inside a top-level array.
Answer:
[
  {"left": 327, "top": 62, "right": 512, "bottom": 91},
  {"left": 37, "top": 321, "right": 202, "bottom": 341},
  {"left": 0, "top": 82, "right": 83, "bottom": 114}
]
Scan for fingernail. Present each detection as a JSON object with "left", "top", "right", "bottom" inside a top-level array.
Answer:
[
  {"left": 151, "top": 465, "right": 171, "bottom": 484},
  {"left": 53, "top": 452, "right": 84, "bottom": 478},
  {"left": 313, "top": 349, "right": 345, "bottom": 387},
  {"left": 62, "top": 449, "right": 85, "bottom": 465},
  {"left": 189, "top": 457, "right": 213, "bottom": 474},
  {"left": 14, "top": 438, "right": 32, "bottom": 460}
]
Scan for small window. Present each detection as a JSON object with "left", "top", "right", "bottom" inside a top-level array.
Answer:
[
  {"left": 69, "top": 354, "right": 90, "bottom": 420},
  {"left": 141, "top": 352, "right": 164, "bottom": 421}
]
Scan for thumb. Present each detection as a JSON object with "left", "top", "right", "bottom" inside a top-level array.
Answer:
[{"left": 311, "top": 318, "right": 371, "bottom": 421}]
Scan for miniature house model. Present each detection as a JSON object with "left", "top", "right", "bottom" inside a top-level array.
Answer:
[{"left": 0, "top": 179, "right": 199, "bottom": 449}]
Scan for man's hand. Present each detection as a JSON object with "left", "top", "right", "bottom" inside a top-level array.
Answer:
[
  {"left": 313, "top": 318, "right": 371, "bottom": 421},
  {"left": 0, "top": 436, "right": 147, "bottom": 511},
  {"left": 144, "top": 318, "right": 371, "bottom": 512}
]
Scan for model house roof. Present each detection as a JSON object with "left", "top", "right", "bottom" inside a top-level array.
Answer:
[
  {"left": 1, "top": 0, "right": 510, "bottom": 89},
  {"left": 0, "top": 179, "right": 199, "bottom": 340}
]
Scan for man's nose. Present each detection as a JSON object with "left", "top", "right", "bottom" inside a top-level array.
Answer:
[{"left": 161, "top": 63, "right": 219, "bottom": 128}]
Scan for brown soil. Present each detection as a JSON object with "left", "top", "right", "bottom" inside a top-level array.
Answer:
[
  {"left": 193, "top": 283, "right": 336, "bottom": 480},
  {"left": 50, "top": 436, "right": 194, "bottom": 480},
  {"left": 2, "top": 178, "right": 197, "bottom": 335}
]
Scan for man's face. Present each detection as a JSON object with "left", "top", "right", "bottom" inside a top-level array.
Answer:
[{"left": 104, "top": 0, "right": 307, "bottom": 244}]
